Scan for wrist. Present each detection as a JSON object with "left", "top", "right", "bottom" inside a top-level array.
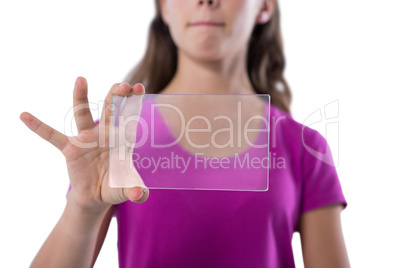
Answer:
[
  {"left": 57, "top": 197, "right": 112, "bottom": 248},
  {"left": 66, "top": 193, "right": 112, "bottom": 219}
]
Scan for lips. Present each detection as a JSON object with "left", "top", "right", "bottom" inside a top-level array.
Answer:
[{"left": 190, "top": 21, "right": 224, "bottom": 27}]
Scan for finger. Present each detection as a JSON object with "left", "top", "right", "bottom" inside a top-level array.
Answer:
[
  {"left": 99, "top": 82, "right": 132, "bottom": 128},
  {"left": 128, "top": 83, "right": 146, "bottom": 95},
  {"left": 73, "top": 77, "right": 95, "bottom": 133},
  {"left": 20, "top": 112, "right": 68, "bottom": 152},
  {"left": 124, "top": 187, "right": 149, "bottom": 203},
  {"left": 120, "top": 84, "right": 146, "bottom": 145}
]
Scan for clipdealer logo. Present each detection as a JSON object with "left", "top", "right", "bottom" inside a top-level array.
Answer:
[{"left": 302, "top": 100, "right": 340, "bottom": 167}]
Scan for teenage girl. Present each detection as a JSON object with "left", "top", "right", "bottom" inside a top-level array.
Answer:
[{"left": 21, "top": 0, "right": 350, "bottom": 267}]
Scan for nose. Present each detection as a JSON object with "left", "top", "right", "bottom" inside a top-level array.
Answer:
[{"left": 198, "top": 0, "right": 220, "bottom": 9}]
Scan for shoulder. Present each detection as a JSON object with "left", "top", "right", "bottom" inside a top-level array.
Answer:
[
  {"left": 270, "top": 104, "right": 325, "bottom": 150},
  {"left": 269, "top": 103, "right": 335, "bottom": 173}
]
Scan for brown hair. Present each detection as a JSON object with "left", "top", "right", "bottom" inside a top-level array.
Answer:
[{"left": 124, "top": 0, "right": 292, "bottom": 114}]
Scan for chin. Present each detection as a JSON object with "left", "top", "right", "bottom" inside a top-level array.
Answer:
[{"left": 185, "top": 45, "right": 226, "bottom": 62}]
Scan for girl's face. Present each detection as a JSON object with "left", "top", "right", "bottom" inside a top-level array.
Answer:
[{"left": 160, "top": 0, "right": 272, "bottom": 61}]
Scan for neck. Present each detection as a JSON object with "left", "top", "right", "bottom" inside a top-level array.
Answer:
[{"left": 160, "top": 47, "right": 256, "bottom": 95}]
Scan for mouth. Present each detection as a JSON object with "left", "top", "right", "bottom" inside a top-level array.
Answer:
[{"left": 189, "top": 21, "right": 225, "bottom": 27}]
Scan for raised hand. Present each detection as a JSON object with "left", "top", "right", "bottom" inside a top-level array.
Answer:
[{"left": 19, "top": 77, "right": 149, "bottom": 213}]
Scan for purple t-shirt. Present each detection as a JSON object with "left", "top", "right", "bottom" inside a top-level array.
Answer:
[{"left": 67, "top": 98, "right": 346, "bottom": 268}]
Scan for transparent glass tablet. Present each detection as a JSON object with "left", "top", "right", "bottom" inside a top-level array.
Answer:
[{"left": 109, "top": 94, "right": 270, "bottom": 191}]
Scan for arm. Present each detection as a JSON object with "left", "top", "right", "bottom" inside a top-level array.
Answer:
[
  {"left": 299, "top": 204, "right": 350, "bottom": 268},
  {"left": 30, "top": 195, "right": 113, "bottom": 268},
  {"left": 90, "top": 205, "right": 114, "bottom": 267}
]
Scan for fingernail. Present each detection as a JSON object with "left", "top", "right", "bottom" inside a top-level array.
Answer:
[{"left": 135, "top": 187, "right": 147, "bottom": 201}]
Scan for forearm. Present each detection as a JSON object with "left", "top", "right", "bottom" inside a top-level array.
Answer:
[{"left": 30, "top": 197, "right": 112, "bottom": 268}]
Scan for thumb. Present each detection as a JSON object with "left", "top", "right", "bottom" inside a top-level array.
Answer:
[{"left": 124, "top": 186, "right": 149, "bottom": 203}]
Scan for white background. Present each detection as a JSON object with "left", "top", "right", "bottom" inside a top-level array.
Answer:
[{"left": 1, "top": 0, "right": 401, "bottom": 267}]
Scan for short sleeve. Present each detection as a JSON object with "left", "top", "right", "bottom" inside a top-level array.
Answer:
[
  {"left": 300, "top": 127, "right": 347, "bottom": 214},
  {"left": 66, "top": 119, "right": 100, "bottom": 199}
]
